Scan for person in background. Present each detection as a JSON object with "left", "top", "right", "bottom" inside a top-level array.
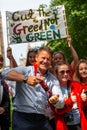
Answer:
[
  {"left": 7, "top": 47, "right": 17, "bottom": 102},
  {"left": 72, "top": 59, "right": 87, "bottom": 118},
  {"left": 7, "top": 46, "right": 17, "bottom": 68},
  {"left": 25, "top": 48, "right": 38, "bottom": 66},
  {"left": 7, "top": 46, "right": 38, "bottom": 67},
  {"left": 53, "top": 35, "right": 78, "bottom": 79},
  {"left": 49, "top": 61, "right": 87, "bottom": 130},
  {"left": 1, "top": 46, "right": 64, "bottom": 130},
  {"left": 0, "top": 55, "right": 10, "bottom": 130},
  {"left": 7, "top": 80, "right": 16, "bottom": 102}
]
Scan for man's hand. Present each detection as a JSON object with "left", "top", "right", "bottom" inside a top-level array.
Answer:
[
  {"left": 49, "top": 94, "right": 59, "bottom": 105},
  {"left": 26, "top": 76, "right": 44, "bottom": 86}
]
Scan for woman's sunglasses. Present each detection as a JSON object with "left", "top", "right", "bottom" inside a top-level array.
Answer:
[{"left": 59, "top": 70, "right": 70, "bottom": 75}]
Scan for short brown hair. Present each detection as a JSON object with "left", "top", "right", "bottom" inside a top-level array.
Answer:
[{"left": 37, "top": 46, "right": 53, "bottom": 57}]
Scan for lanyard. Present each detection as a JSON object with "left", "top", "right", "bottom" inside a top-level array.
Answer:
[{"left": 33, "top": 63, "right": 52, "bottom": 97}]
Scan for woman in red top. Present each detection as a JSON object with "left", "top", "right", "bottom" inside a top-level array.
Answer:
[
  {"left": 49, "top": 60, "right": 87, "bottom": 130},
  {"left": 72, "top": 59, "right": 87, "bottom": 130}
]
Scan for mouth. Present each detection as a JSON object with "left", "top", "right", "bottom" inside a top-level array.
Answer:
[
  {"left": 81, "top": 73, "right": 87, "bottom": 77},
  {"left": 41, "top": 64, "right": 47, "bottom": 68},
  {"left": 82, "top": 72, "right": 87, "bottom": 75}
]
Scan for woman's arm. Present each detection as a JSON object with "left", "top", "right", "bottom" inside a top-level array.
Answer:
[{"left": 67, "top": 35, "right": 78, "bottom": 71}]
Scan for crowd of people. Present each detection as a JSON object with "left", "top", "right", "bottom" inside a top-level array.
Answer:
[{"left": 0, "top": 35, "right": 87, "bottom": 130}]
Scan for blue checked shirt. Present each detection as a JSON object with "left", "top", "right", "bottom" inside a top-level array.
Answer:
[{"left": 1, "top": 66, "right": 64, "bottom": 117}]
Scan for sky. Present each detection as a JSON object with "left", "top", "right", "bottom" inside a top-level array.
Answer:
[{"left": 0, "top": 0, "right": 51, "bottom": 66}]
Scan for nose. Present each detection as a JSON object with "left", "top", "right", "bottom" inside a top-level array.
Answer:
[
  {"left": 44, "top": 59, "right": 48, "bottom": 63},
  {"left": 82, "top": 69, "right": 87, "bottom": 73},
  {"left": 31, "top": 57, "right": 35, "bottom": 61}
]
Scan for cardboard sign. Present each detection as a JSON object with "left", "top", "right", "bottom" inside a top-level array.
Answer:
[{"left": 6, "top": 5, "right": 68, "bottom": 44}]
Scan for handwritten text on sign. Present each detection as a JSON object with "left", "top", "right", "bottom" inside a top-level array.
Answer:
[{"left": 6, "top": 5, "right": 67, "bottom": 44}]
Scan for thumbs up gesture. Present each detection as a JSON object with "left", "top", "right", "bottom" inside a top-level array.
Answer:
[
  {"left": 71, "top": 92, "right": 77, "bottom": 103},
  {"left": 49, "top": 94, "right": 59, "bottom": 105},
  {"left": 81, "top": 89, "right": 87, "bottom": 102}
]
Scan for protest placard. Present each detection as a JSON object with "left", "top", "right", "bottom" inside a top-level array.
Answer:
[{"left": 6, "top": 5, "right": 68, "bottom": 44}]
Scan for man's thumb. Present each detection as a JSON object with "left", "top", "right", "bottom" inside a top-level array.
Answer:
[{"left": 55, "top": 94, "right": 59, "bottom": 97}]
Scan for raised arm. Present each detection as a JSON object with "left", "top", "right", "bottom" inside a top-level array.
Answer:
[
  {"left": 67, "top": 35, "right": 78, "bottom": 71},
  {"left": 7, "top": 46, "right": 18, "bottom": 68}
]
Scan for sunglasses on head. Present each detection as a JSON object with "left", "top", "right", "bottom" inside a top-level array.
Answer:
[{"left": 59, "top": 70, "right": 70, "bottom": 75}]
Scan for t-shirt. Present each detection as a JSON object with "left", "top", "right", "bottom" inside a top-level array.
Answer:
[{"left": 61, "top": 86, "right": 80, "bottom": 125}]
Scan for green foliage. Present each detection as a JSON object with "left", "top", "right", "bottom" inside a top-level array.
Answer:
[
  {"left": 48, "top": 38, "right": 75, "bottom": 63},
  {"left": 48, "top": 0, "right": 87, "bottom": 61},
  {"left": 39, "top": 4, "right": 48, "bottom": 8}
]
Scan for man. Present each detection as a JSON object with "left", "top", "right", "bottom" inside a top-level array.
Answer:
[{"left": 1, "top": 47, "right": 64, "bottom": 130}]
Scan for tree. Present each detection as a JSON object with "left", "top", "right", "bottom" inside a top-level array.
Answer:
[{"left": 48, "top": 0, "right": 87, "bottom": 61}]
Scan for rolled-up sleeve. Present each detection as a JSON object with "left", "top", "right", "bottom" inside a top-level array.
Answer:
[
  {"left": 1, "top": 66, "right": 28, "bottom": 80},
  {"left": 1, "top": 68, "right": 11, "bottom": 80},
  {"left": 52, "top": 80, "right": 65, "bottom": 109}
]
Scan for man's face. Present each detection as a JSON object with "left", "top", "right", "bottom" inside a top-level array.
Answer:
[{"left": 36, "top": 50, "right": 51, "bottom": 74}]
